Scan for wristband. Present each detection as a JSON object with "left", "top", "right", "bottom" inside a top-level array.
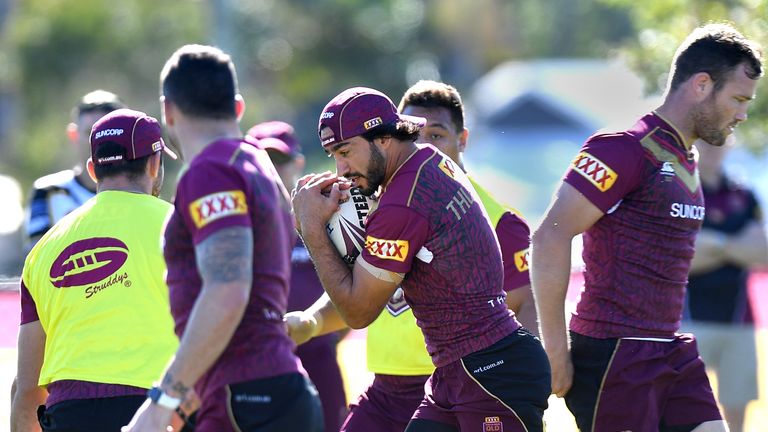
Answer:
[{"left": 148, "top": 386, "right": 182, "bottom": 410}]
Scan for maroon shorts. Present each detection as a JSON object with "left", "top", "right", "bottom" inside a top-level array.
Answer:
[
  {"left": 409, "top": 328, "right": 550, "bottom": 432},
  {"left": 194, "top": 373, "right": 323, "bottom": 432},
  {"left": 341, "top": 374, "right": 429, "bottom": 432},
  {"left": 565, "top": 331, "right": 722, "bottom": 432}
]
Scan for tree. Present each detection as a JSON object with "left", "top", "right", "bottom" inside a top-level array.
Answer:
[{"left": 600, "top": 0, "right": 768, "bottom": 153}]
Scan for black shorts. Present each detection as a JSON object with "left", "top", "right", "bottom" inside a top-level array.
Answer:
[
  {"left": 408, "top": 327, "right": 551, "bottom": 432},
  {"left": 565, "top": 331, "right": 721, "bottom": 432},
  {"left": 37, "top": 395, "right": 145, "bottom": 431},
  {"left": 196, "top": 372, "right": 324, "bottom": 432}
]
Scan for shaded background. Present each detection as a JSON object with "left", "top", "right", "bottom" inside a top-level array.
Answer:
[
  {"left": 1, "top": 0, "right": 768, "bottom": 276},
  {"left": 0, "top": 1, "right": 767, "bottom": 430}
]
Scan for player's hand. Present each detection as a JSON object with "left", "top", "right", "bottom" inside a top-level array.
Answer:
[
  {"left": 292, "top": 172, "right": 347, "bottom": 234},
  {"left": 121, "top": 398, "right": 174, "bottom": 432},
  {"left": 284, "top": 311, "right": 321, "bottom": 345},
  {"left": 546, "top": 348, "right": 574, "bottom": 398}
]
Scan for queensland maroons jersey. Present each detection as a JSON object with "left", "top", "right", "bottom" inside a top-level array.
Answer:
[
  {"left": 366, "top": 175, "right": 530, "bottom": 374},
  {"left": 164, "top": 137, "right": 301, "bottom": 399},
  {"left": 360, "top": 144, "right": 519, "bottom": 368},
  {"left": 565, "top": 112, "right": 704, "bottom": 338},
  {"left": 20, "top": 191, "right": 177, "bottom": 389}
]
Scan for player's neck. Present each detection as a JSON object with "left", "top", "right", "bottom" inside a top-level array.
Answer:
[
  {"left": 96, "top": 176, "right": 151, "bottom": 195},
  {"left": 655, "top": 100, "right": 696, "bottom": 152},
  {"left": 175, "top": 118, "right": 242, "bottom": 161},
  {"left": 384, "top": 140, "right": 418, "bottom": 185}
]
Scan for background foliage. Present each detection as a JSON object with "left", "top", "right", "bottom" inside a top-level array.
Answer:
[{"left": 0, "top": 0, "right": 765, "bottom": 189}]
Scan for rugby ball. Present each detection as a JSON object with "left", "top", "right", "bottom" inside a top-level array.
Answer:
[{"left": 326, "top": 188, "right": 377, "bottom": 265}]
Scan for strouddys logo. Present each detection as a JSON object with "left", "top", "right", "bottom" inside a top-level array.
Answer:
[{"left": 49, "top": 237, "right": 131, "bottom": 298}]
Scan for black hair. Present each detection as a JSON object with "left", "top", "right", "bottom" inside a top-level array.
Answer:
[
  {"left": 360, "top": 119, "right": 421, "bottom": 143},
  {"left": 160, "top": 44, "right": 239, "bottom": 119},
  {"left": 398, "top": 80, "right": 465, "bottom": 132},
  {"left": 93, "top": 141, "right": 154, "bottom": 182},
  {"left": 669, "top": 23, "right": 763, "bottom": 93}
]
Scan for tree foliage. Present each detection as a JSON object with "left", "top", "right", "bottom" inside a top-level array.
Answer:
[
  {"left": 1, "top": 0, "right": 639, "bottom": 186},
  {"left": 599, "top": 0, "right": 768, "bottom": 153}
]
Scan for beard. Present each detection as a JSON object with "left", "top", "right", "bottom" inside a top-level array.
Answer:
[
  {"left": 357, "top": 141, "right": 387, "bottom": 197},
  {"left": 692, "top": 95, "right": 728, "bottom": 147}
]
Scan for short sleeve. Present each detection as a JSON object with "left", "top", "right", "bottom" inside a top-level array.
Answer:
[
  {"left": 361, "top": 205, "right": 429, "bottom": 274},
  {"left": 175, "top": 162, "right": 251, "bottom": 245},
  {"left": 26, "top": 188, "right": 52, "bottom": 239},
  {"left": 19, "top": 280, "right": 40, "bottom": 324},
  {"left": 563, "top": 134, "right": 644, "bottom": 213},
  {"left": 496, "top": 212, "right": 530, "bottom": 292}
]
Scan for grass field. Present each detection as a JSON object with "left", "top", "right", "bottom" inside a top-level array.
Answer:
[
  {"left": 336, "top": 328, "right": 768, "bottom": 432},
  {"left": 2, "top": 278, "right": 767, "bottom": 431}
]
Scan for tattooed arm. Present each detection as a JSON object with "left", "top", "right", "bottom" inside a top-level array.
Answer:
[
  {"left": 161, "top": 226, "right": 253, "bottom": 399},
  {"left": 123, "top": 226, "right": 253, "bottom": 431}
]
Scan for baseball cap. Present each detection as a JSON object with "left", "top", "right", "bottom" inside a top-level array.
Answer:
[
  {"left": 90, "top": 108, "right": 177, "bottom": 165},
  {"left": 247, "top": 120, "right": 301, "bottom": 157},
  {"left": 318, "top": 87, "right": 426, "bottom": 148}
]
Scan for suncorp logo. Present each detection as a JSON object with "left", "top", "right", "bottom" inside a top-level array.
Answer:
[
  {"left": 670, "top": 203, "right": 705, "bottom": 220},
  {"left": 320, "top": 112, "right": 335, "bottom": 119},
  {"left": 49, "top": 237, "right": 129, "bottom": 288},
  {"left": 94, "top": 128, "right": 124, "bottom": 139}
]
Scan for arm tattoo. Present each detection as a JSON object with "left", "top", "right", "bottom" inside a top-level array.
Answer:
[
  {"left": 195, "top": 227, "right": 254, "bottom": 284},
  {"left": 161, "top": 372, "right": 190, "bottom": 399}
]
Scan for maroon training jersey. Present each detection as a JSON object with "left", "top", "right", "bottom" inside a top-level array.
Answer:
[
  {"left": 164, "top": 137, "right": 301, "bottom": 399},
  {"left": 565, "top": 113, "right": 704, "bottom": 338},
  {"left": 360, "top": 144, "right": 519, "bottom": 367}
]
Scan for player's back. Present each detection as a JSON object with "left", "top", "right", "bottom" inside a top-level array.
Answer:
[
  {"left": 365, "top": 145, "right": 518, "bottom": 367},
  {"left": 164, "top": 137, "right": 301, "bottom": 398},
  {"left": 22, "top": 191, "right": 177, "bottom": 389}
]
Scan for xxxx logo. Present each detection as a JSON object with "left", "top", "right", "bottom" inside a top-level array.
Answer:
[
  {"left": 49, "top": 237, "right": 129, "bottom": 288},
  {"left": 365, "top": 236, "right": 409, "bottom": 262},
  {"left": 514, "top": 247, "right": 530, "bottom": 272},
  {"left": 189, "top": 190, "right": 248, "bottom": 229},
  {"left": 439, "top": 157, "right": 456, "bottom": 179},
  {"left": 571, "top": 151, "right": 617, "bottom": 192}
]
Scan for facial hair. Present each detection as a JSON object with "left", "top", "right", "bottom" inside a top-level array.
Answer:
[
  {"left": 358, "top": 141, "right": 386, "bottom": 197},
  {"left": 692, "top": 93, "right": 728, "bottom": 147}
]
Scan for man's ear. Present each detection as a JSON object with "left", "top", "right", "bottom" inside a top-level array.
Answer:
[
  {"left": 86, "top": 158, "right": 98, "bottom": 183},
  {"left": 160, "top": 96, "right": 175, "bottom": 127},
  {"left": 458, "top": 128, "right": 469, "bottom": 152},
  {"left": 690, "top": 72, "right": 714, "bottom": 101},
  {"left": 147, "top": 152, "right": 162, "bottom": 178},
  {"left": 294, "top": 154, "right": 306, "bottom": 172},
  {"left": 235, "top": 94, "right": 246, "bottom": 122},
  {"left": 67, "top": 122, "right": 78, "bottom": 145}
]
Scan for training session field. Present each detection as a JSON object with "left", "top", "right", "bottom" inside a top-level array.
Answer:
[{"left": 2, "top": 273, "right": 767, "bottom": 430}]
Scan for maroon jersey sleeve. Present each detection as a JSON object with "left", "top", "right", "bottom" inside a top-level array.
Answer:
[
  {"left": 496, "top": 212, "right": 530, "bottom": 292},
  {"left": 176, "top": 162, "right": 252, "bottom": 245},
  {"left": 19, "top": 280, "right": 39, "bottom": 324},
  {"left": 563, "top": 134, "right": 645, "bottom": 213},
  {"left": 360, "top": 205, "right": 429, "bottom": 274}
]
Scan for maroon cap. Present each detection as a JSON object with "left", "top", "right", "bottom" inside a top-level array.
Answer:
[
  {"left": 247, "top": 120, "right": 301, "bottom": 156},
  {"left": 90, "top": 108, "right": 177, "bottom": 165},
  {"left": 318, "top": 87, "right": 425, "bottom": 148}
]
